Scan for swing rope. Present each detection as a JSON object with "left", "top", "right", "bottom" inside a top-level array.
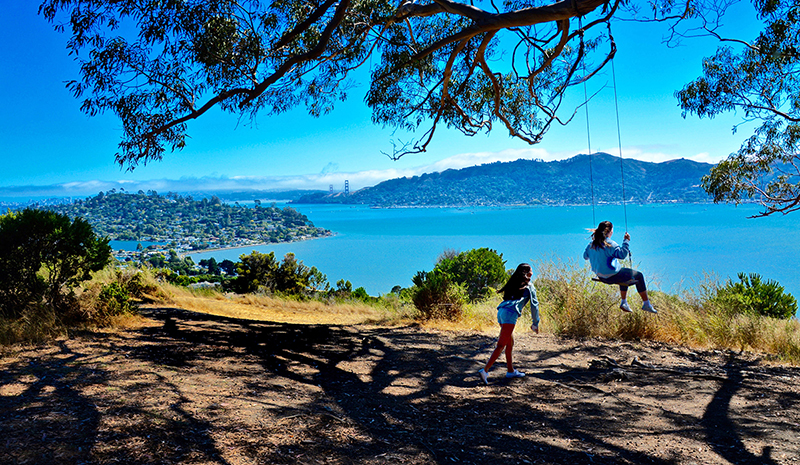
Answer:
[
  {"left": 580, "top": 18, "right": 596, "bottom": 227},
  {"left": 610, "top": 52, "right": 633, "bottom": 266},
  {"left": 583, "top": 22, "right": 628, "bottom": 230},
  {"left": 583, "top": 22, "right": 634, "bottom": 271},
  {"left": 611, "top": 58, "right": 628, "bottom": 233}
]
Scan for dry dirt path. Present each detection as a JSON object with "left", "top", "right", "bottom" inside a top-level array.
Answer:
[{"left": 2, "top": 306, "right": 799, "bottom": 465}]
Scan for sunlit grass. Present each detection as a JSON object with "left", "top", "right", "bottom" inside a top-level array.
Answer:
[
  {"left": 4, "top": 260, "right": 799, "bottom": 365},
  {"left": 156, "top": 282, "right": 418, "bottom": 326},
  {"left": 530, "top": 259, "right": 800, "bottom": 364},
  {"left": 150, "top": 258, "right": 800, "bottom": 364}
]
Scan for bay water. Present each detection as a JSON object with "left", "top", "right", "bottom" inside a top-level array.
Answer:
[{"left": 189, "top": 203, "right": 800, "bottom": 300}]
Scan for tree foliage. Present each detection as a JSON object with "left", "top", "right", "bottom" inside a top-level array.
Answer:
[
  {"left": 38, "top": 0, "right": 683, "bottom": 165},
  {"left": 714, "top": 272, "right": 797, "bottom": 320},
  {"left": 0, "top": 209, "right": 111, "bottom": 318},
  {"left": 433, "top": 247, "right": 507, "bottom": 301},
  {"left": 410, "top": 247, "right": 506, "bottom": 319},
  {"left": 230, "top": 251, "right": 327, "bottom": 295},
  {"left": 411, "top": 270, "right": 467, "bottom": 320},
  {"left": 40, "top": 0, "right": 799, "bottom": 215},
  {"left": 678, "top": 0, "right": 800, "bottom": 216}
]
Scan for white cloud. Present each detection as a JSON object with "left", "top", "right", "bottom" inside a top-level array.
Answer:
[{"left": 0, "top": 147, "right": 720, "bottom": 201}]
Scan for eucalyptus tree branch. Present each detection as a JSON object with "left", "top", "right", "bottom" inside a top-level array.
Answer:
[
  {"left": 275, "top": 0, "right": 339, "bottom": 50},
  {"left": 242, "top": 0, "right": 352, "bottom": 106}
]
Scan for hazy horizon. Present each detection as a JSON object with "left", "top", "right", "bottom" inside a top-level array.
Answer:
[{"left": 0, "top": 151, "right": 716, "bottom": 203}]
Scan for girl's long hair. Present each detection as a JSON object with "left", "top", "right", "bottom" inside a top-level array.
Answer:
[
  {"left": 590, "top": 221, "right": 613, "bottom": 249},
  {"left": 499, "top": 263, "right": 532, "bottom": 301}
]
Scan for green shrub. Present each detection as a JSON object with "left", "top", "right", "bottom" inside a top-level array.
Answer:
[
  {"left": 98, "top": 282, "right": 135, "bottom": 318},
  {"left": 433, "top": 248, "right": 507, "bottom": 302},
  {"left": 352, "top": 287, "right": 370, "bottom": 301},
  {"left": 714, "top": 273, "right": 797, "bottom": 319},
  {"left": 0, "top": 208, "right": 111, "bottom": 318},
  {"left": 410, "top": 271, "right": 467, "bottom": 320},
  {"left": 229, "top": 251, "right": 328, "bottom": 295}
]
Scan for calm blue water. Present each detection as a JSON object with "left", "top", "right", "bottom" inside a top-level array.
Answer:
[
  {"left": 110, "top": 240, "right": 167, "bottom": 251},
  {"left": 188, "top": 203, "right": 800, "bottom": 299}
]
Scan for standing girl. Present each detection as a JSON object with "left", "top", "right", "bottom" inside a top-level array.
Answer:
[
  {"left": 583, "top": 220, "right": 657, "bottom": 314},
  {"left": 478, "top": 263, "right": 539, "bottom": 385}
]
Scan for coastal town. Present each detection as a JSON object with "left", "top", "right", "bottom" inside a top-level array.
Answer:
[{"left": 43, "top": 190, "right": 331, "bottom": 262}]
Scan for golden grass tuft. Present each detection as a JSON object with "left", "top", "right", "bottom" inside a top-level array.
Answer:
[
  {"left": 4, "top": 260, "right": 798, "bottom": 366},
  {"left": 156, "top": 283, "right": 416, "bottom": 326},
  {"left": 531, "top": 259, "right": 800, "bottom": 364}
]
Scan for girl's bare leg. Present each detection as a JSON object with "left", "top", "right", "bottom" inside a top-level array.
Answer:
[{"left": 484, "top": 324, "right": 516, "bottom": 372}]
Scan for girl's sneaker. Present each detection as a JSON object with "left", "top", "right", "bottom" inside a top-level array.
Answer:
[
  {"left": 478, "top": 368, "right": 489, "bottom": 385},
  {"left": 619, "top": 302, "right": 633, "bottom": 313},
  {"left": 505, "top": 369, "right": 526, "bottom": 378},
  {"left": 642, "top": 302, "right": 658, "bottom": 314}
]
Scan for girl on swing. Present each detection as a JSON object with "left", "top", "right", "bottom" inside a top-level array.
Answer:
[
  {"left": 478, "top": 263, "right": 539, "bottom": 385},
  {"left": 583, "top": 220, "right": 657, "bottom": 314}
]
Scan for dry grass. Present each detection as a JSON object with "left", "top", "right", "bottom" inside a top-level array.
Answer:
[
  {"left": 4, "top": 261, "right": 799, "bottom": 365},
  {"left": 532, "top": 259, "right": 800, "bottom": 364},
  {"left": 157, "top": 282, "right": 415, "bottom": 326}
]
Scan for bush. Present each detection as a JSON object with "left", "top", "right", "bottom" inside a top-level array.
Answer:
[
  {"left": 433, "top": 248, "right": 508, "bottom": 302},
  {"left": 352, "top": 287, "right": 370, "bottom": 301},
  {"left": 0, "top": 208, "right": 111, "bottom": 318},
  {"left": 98, "top": 282, "right": 135, "bottom": 318},
  {"left": 411, "top": 271, "right": 467, "bottom": 320},
  {"left": 714, "top": 272, "right": 797, "bottom": 319},
  {"left": 229, "top": 251, "right": 328, "bottom": 295},
  {"left": 117, "top": 269, "right": 160, "bottom": 300}
]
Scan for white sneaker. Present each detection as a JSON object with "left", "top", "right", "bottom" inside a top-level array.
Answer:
[
  {"left": 642, "top": 302, "right": 658, "bottom": 314},
  {"left": 478, "top": 368, "right": 489, "bottom": 385},
  {"left": 619, "top": 302, "right": 632, "bottom": 313},
  {"left": 505, "top": 369, "right": 526, "bottom": 378}
]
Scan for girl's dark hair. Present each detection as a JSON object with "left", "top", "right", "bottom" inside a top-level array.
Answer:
[
  {"left": 590, "top": 221, "right": 613, "bottom": 249},
  {"left": 499, "top": 263, "right": 532, "bottom": 301}
]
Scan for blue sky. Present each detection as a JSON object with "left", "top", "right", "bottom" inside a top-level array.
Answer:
[{"left": 0, "top": 2, "right": 761, "bottom": 201}]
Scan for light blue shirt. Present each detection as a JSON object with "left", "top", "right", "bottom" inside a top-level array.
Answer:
[
  {"left": 497, "top": 283, "right": 540, "bottom": 326},
  {"left": 583, "top": 239, "right": 630, "bottom": 278}
]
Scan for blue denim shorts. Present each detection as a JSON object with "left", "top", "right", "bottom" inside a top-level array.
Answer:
[{"left": 497, "top": 307, "right": 519, "bottom": 325}]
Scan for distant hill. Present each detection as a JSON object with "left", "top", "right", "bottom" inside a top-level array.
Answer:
[
  {"left": 43, "top": 191, "right": 330, "bottom": 250},
  {"left": 184, "top": 189, "right": 326, "bottom": 202},
  {"left": 294, "top": 153, "right": 715, "bottom": 207}
]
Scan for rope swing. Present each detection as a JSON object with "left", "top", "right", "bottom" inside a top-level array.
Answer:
[
  {"left": 583, "top": 23, "right": 636, "bottom": 286},
  {"left": 584, "top": 24, "right": 628, "bottom": 229}
]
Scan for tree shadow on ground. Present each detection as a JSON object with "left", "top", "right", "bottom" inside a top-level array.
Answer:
[{"left": 1, "top": 307, "right": 798, "bottom": 465}]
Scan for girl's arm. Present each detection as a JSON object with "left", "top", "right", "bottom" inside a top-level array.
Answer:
[
  {"left": 528, "top": 285, "right": 540, "bottom": 328},
  {"left": 611, "top": 239, "right": 630, "bottom": 259}
]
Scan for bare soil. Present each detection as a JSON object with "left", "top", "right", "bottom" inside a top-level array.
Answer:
[{"left": 2, "top": 306, "right": 800, "bottom": 465}]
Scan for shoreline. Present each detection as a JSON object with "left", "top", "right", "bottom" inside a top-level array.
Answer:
[
  {"left": 182, "top": 232, "right": 336, "bottom": 257},
  {"left": 291, "top": 200, "right": 728, "bottom": 209}
]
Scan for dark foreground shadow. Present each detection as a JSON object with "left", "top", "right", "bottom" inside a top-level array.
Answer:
[{"left": 1, "top": 307, "right": 798, "bottom": 465}]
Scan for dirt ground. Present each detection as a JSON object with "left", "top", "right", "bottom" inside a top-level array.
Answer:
[{"left": 2, "top": 306, "right": 799, "bottom": 465}]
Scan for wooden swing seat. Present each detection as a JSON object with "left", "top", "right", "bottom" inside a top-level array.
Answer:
[{"left": 592, "top": 276, "right": 638, "bottom": 286}]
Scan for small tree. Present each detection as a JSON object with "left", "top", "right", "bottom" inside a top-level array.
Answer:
[
  {"left": 0, "top": 209, "right": 111, "bottom": 318},
  {"left": 331, "top": 279, "right": 354, "bottom": 298},
  {"left": 714, "top": 272, "right": 797, "bottom": 320},
  {"left": 411, "top": 271, "right": 467, "bottom": 320},
  {"left": 229, "top": 251, "right": 328, "bottom": 295},
  {"left": 274, "top": 253, "right": 328, "bottom": 294},
  {"left": 230, "top": 251, "right": 279, "bottom": 293},
  {"left": 433, "top": 248, "right": 507, "bottom": 302},
  {"left": 219, "top": 259, "right": 237, "bottom": 275}
]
